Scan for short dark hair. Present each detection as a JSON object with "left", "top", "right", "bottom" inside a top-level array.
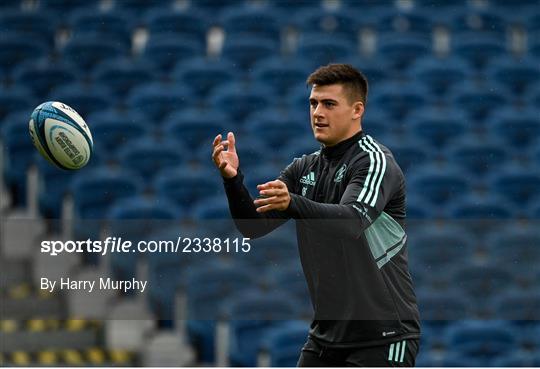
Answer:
[{"left": 307, "top": 64, "right": 368, "bottom": 105}]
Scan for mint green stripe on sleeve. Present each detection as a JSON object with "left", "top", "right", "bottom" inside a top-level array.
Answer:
[
  {"left": 388, "top": 343, "right": 394, "bottom": 361},
  {"left": 400, "top": 340, "right": 407, "bottom": 363}
]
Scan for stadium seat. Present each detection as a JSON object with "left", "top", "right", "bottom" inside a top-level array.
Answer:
[
  {"left": 452, "top": 32, "right": 506, "bottom": 69},
  {"left": 222, "top": 36, "right": 278, "bottom": 69},
  {"left": 359, "top": 108, "right": 392, "bottom": 139},
  {"left": 220, "top": 6, "right": 283, "bottom": 43},
  {"left": 191, "top": 0, "right": 243, "bottom": 12},
  {"left": 69, "top": 9, "right": 133, "bottom": 49},
  {"left": 492, "top": 352, "right": 537, "bottom": 367},
  {"left": 0, "top": 33, "right": 47, "bottom": 73},
  {"left": 244, "top": 164, "right": 286, "bottom": 195},
  {"left": 452, "top": 264, "right": 514, "bottom": 302},
  {"left": 0, "top": 10, "right": 56, "bottom": 46},
  {"left": 376, "top": 8, "right": 434, "bottom": 34},
  {"left": 222, "top": 290, "right": 302, "bottom": 366},
  {"left": 128, "top": 83, "right": 195, "bottom": 121},
  {"left": 447, "top": 135, "right": 509, "bottom": 176},
  {"left": 0, "top": 0, "right": 21, "bottom": 10},
  {"left": 93, "top": 58, "right": 154, "bottom": 99},
  {"left": 221, "top": 136, "right": 271, "bottom": 170},
  {"left": 0, "top": 86, "right": 33, "bottom": 120},
  {"left": 244, "top": 112, "right": 309, "bottom": 149},
  {"left": 279, "top": 136, "right": 320, "bottom": 163},
  {"left": 49, "top": 83, "right": 114, "bottom": 118},
  {"left": 492, "top": 290, "right": 540, "bottom": 322},
  {"left": 376, "top": 33, "right": 431, "bottom": 71},
  {"left": 404, "top": 193, "right": 432, "bottom": 219},
  {"left": 251, "top": 57, "right": 311, "bottom": 94},
  {"left": 369, "top": 81, "right": 429, "bottom": 120},
  {"left": 487, "top": 56, "right": 540, "bottom": 95},
  {"left": 410, "top": 56, "right": 470, "bottom": 97},
  {"left": 286, "top": 84, "right": 312, "bottom": 116},
  {"left": 211, "top": 82, "right": 273, "bottom": 121},
  {"left": 260, "top": 320, "right": 309, "bottom": 367},
  {"left": 296, "top": 34, "right": 356, "bottom": 68},
  {"left": 63, "top": 35, "right": 128, "bottom": 73},
  {"left": 416, "top": 288, "right": 469, "bottom": 322},
  {"left": 407, "top": 106, "right": 469, "bottom": 148},
  {"left": 86, "top": 109, "right": 148, "bottom": 155},
  {"left": 164, "top": 109, "right": 228, "bottom": 147},
  {"left": 117, "top": 138, "right": 185, "bottom": 180},
  {"left": 173, "top": 57, "right": 238, "bottom": 98},
  {"left": 407, "top": 164, "right": 471, "bottom": 205},
  {"left": 388, "top": 138, "right": 430, "bottom": 175},
  {"left": 39, "top": 0, "right": 98, "bottom": 14},
  {"left": 444, "top": 321, "right": 518, "bottom": 362},
  {"left": 491, "top": 106, "right": 540, "bottom": 148},
  {"left": 295, "top": 8, "right": 360, "bottom": 42},
  {"left": 449, "top": 8, "right": 507, "bottom": 36},
  {"left": 114, "top": 0, "right": 172, "bottom": 12},
  {"left": 71, "top": 167, "right": 144, "bottom": 219},
  {"left": 447, "top": 194, "right": 516, "bottom": 220},
  {"left": 153, "top": 168, "right": 222, "bottom": 209},
  {"left": 145, "top": 8, "right": 208, "bottom": 46},
  {"left": 13, "top": 59, "right": 77, "bottom": 97},
  {"left": 143, "top": 35, "right": 204, "bottom": 73},
  {"left": 244, "top": 232, "right": 300, "bottom": 271},
  {"left": 267, "top": 0, "right": 320, "bottom": 12},
  {"left": 348, "top": 57, "right": 393, "bottom": 85},
  {"left": 449, "top": 80, "right": 507, "bottom": 123},
  {"left": 489, "top": 164, "right": 540, "bottom": 204},
  {"left": 190, "top": 196, "right": 234, "bottom": 235},
  {"left": 1, "top": 112, "right": 36, "bottom": 206}
]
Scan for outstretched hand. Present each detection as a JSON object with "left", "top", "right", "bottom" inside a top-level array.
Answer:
[
  {"left": 212, "top": 132, "right": 239, "bottom": 178},
  {"left": 254, "top": 180, "right": 291, "bottom": 213}
]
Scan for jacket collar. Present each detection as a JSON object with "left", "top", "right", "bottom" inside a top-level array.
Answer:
[{"left": 321, "top": 130, "right": 364, "bottom": 160}]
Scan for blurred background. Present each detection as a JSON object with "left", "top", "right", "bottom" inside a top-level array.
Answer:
[{"left": 1, "top": 0, "right": 540, "bottom": 366}]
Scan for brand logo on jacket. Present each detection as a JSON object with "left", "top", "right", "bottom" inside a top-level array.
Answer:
[{"left": 334, "top": 164, "right": 347, "bottom": 182}]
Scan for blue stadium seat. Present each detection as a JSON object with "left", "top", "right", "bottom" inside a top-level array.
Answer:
[
  {"left": 13, "top": 59, "right": 77, "bottom": 97},
  {"left": 222, "top": 36, "right": 278, "bottom": 69},
  {"left": 0, "top": 0, "right": 21, "bottom": 10},
  {"left": 376, "top": 33, "right": 431, "bottom": 71},
  {"left": 360, "top": 108, "right": 392, "bottom": 140},
  {"left": 410, "top": 56, "right": 470, "bottom": 97},
  {"left": 244, "top": 163, "right": 286, "bottom": 195},
  {"left": 0, "top": 86, "right": 33, "bottom": 120},
  {"left": 191, "top": 0, "right": 243, "bottom": 12},
  {"left": 452, "top": 264, "right": 514, "bottom": 302},
  {"left": 444, "top": 321, "right": 518, "bottom": 362},
  {"left": 225, "top": 136, "right": 271, "bottom": 170},
  {"left": 0, "top": 10, "right": 56, "bottom": 45},
  {"left": 260, "top": 320, "right": 309, "bottom": 367},
  {"left": 493, "top": 290, "right": 540, "bottom": 322},
  {"left": 447, "top": 194, "right": 516, "bottom": 220},
  {"left": 376, "top": 8, "right": 434, "bottom": 34},
  {"left": 268, "top": 0, "right": 321, "bottom": 12},
  {"left": 405, "top": 193, "right": 432, "bottom": 219},
  {"left": 244, "top": 112, "right": 308, "bottom": 149},
  {"left": 128, "top": 83, "right": 195, "bottom": 121},
  {"left": 348, "top": 57, "right": 393, "bottom": 85},
  {"left": 407, "top": 106, "right": 468, "bottom": 148},
  {"left": 173, "top": 57, "right": 238, "bottom": 98},
  {"left": 449, "top": 80, "right": 507, "bottom": 122},
  {"left": 295, "top": 8, "right": 360, "bottom": 42},
  {"left": 0, "top": 33, "right": 47, "bottom": 73},
  {"left": 297, "top": 34, "right": 355, "bottom": 68},
  {"left": 452, "top": 32, "right": 506, "bottom": 69},
  {"left": 447, "top": 135, "right": 509, "bottom": 176},
  {"left": 369, "top": 81, "right": 429, "bottom": 120},
  {"left": 93, "top": 58, "right": 155, "bottom": 100},
  {"left": 279, "top": 137, "right": 320, "bottom": 163},
  {"left": 449, "top": 8, "right": 507, "bottom": 36},
  {"left": 49, "top": 83, "right": 113, "bottom": 118},
  {"left": 145, "top": 8, "right": 208, "bottom": 46},
  {"left": 39, "top": 0, "right": 97, "bottom": 14},
  {"left": 491, "top": 106, "right": 540, "bottom": 148},
  {"left": 487, "top": 56, "right": 540, "bottom": 95},
  {"left": 86, "top": 109, "right": 148, "bottom": 155},
  {"left": 389, "top": 138, "right": 430, "bottom": 175},
  {"left": 489, "top": 164, "right": 540, "bottom": 204},
  {"left": 220, "top": 6, "right": 283, "bottom": 43},
  {"left": 407, "top": 164, "right": 471, "bottom": 205},
  {"left": 211, "top": 82, "right": 273, "bottom": 121},
  {"left": 62, "top": 35, "right": 128, "bottom": 73},
  {"left": 69, "top": 9, "right": 133, "bottom": 48},
  {"left": 252, "top": 57, "right": 310, "bottom": 94},
  {"left": 1, "top": 112, "right": 35, "bottom": 207},
  {"left": 71, "top": 167, "right": 144, "bottom": 219},
  {"left": 416, "top": 288, "right": 469, "bottom": 322},
  {"left": 153, "top": 168, "right": 222, "bottom": 209},
  {"left": 492, "top": 352, "right": 538, "bottom": 367},
  {"left": 117, "top": 138, "right": 185, "bottom": 180},
  {"left": 245, "top": 232, "right": 299, "bottom": 270},
  {"left": 286, "top": 84, "right": 311, "bottom": 116},
  {"left": 114, "top": 0, "right": 172, "bottom": 12},
  {"left": 223, "top": 290, "right": 302, "bottom": 366},
  {"left": 143, "top": 35, "right": 204, "bottom": 73},
  {"left": 165, "top": 109, "right": 228, "bottom": 146},
  {"left": 190, "top": 195, "right": 234, "bottom": 235}
]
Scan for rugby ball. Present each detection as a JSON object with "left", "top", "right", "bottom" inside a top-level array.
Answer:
[{"left": 29, "top": 101, "right": 93, "bottom": 170}]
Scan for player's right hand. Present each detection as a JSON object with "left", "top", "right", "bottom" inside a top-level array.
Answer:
[{"left": 212, "top": 132, "right": 239, "bottom": 179}]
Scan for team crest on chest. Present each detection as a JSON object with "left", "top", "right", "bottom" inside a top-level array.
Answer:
[{"left": 334, "top": 164, "right": 347, "bottom": 183}]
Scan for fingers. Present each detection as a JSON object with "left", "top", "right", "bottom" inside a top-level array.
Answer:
[
  {"left": 213, "top": 134, "right": 222, "bottom": 147},
  {"left": 257, "top": 180, "right": 286, "bottom": 190},
  {"left": 258, "top": 188, "right": 282, "bottom": 197},
  {"left": 254, "top": 196, "right": 279, "bottom": 207},
  {"left": 228, "top": 132, "right": 236, "bottom": 153}
]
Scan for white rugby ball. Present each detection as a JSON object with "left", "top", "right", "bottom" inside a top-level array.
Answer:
[{"left": 29, "top": 101, "right": 93, "bottom": 170}]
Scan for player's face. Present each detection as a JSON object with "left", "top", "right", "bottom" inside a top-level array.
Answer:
[{"left": 309, "top": 84, "right": 363, "bottom": 147}]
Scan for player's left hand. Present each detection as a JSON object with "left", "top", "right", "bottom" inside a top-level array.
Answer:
[{"left": 254, "top": 180, "right": 291, "bottom": 213}]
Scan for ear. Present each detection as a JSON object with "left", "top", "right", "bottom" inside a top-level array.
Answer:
[{"left": 352, "top": 101, "right": 364, "bottom": 120}]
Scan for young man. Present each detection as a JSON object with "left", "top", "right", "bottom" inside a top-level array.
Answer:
[{"left": 212, "top": 64, "right": 421, "bottom": 367}]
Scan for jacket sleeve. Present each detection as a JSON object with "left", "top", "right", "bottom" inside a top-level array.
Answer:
[
  {"left": 285, "top": 152, "right": 402, "bottom": 238},
  {"left": 223, "top": 160, "right": 298, "bottom": 239}
]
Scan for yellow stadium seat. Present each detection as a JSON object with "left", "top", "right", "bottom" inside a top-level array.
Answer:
[
  {"left": 66, "top": 319, "right": 86, "bottom": 331},
  {"left": 0, "top": 319, "right": 18, "bottom": 333},
  {"left": 8, "top": 284, "right": 31, "bottom": 299},
  {"left": 87, "top": 348, "right": 105, "bottom": 365},
  {"left": 63, "top": 350, "right": 84, "bottom": 365},
  {"left": 12, "top": 351, "right": 30, "bottom": 366},
  {"left": 38, "top": 351, "right": 57, "bottom": 365},
  {"left": 110, "top": 349, "right": 131, "bottom": 364},
  {"left": 27, "top": 319, "right": 46, "bottom": 332}
]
